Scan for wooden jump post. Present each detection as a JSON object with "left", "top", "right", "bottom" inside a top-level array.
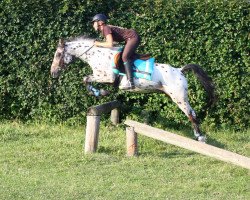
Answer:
[
  {"left": 125, "top": 120, "right": 250, "bottom": 170},
  {"left": 84, "top": 100, "right": 120, "bottom": 154}
]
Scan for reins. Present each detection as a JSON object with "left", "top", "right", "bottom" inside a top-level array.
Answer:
[
  {"left": 59, "top": 41, "right": 95, "bottom": 69},
  {"left": 75, "top": 43, "right": 95, "bottom": 58}
]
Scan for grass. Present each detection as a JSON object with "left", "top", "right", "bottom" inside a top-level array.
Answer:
[{"left": 0, "top": 121, "right": 249, "bottom": 200}]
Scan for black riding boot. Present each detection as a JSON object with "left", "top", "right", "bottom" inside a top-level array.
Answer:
[{"left": 123, "top": 61, "right": 135, "bottom": 89}]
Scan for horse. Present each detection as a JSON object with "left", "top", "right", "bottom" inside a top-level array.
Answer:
[{"left": 50, "top": 36, "right": 216, "bottom": 142}]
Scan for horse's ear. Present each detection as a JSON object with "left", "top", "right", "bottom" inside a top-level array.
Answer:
[{"left": 58, "top": 38, "right": 64, "bottom": 47}]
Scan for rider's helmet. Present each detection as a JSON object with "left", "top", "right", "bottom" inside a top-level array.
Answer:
[{"left": 92, "top": 14, "right": 108, "bottom": 23}]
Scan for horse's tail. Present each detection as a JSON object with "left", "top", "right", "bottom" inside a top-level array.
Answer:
[{"left": 181, "top": 64, "right": 217, "bottom": 108}]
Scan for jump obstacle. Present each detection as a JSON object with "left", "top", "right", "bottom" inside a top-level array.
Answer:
[
  {"left": 84, "top": 101, "right": 250, "bottom": 170},
  {"left": 84, "top": 100, "right": 120, "bottom": 153},
  {"left": 125, "top": 120, "right": 250, "bottom": 170}
]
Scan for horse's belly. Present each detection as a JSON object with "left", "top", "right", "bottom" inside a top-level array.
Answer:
[
  {"left": 136, "top": 78, "right": 161, "bottom": 89},
  {"left": 93, "top": 70, "right": 115, "bottom": 83}
]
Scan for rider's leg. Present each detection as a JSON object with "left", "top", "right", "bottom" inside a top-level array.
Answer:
[
  {"left": 122, "top": 37, "right": 140, "bottom": 89},
  {"left": 123, "top": 60, "right": 135, "bottom": 89}
]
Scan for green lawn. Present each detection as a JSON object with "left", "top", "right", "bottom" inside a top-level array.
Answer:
[{"left": 0, "top": 121, "right": 249, "bottom": 200}]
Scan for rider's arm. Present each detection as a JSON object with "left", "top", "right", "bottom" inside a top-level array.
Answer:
[{"left": 95, "top": 34, "right": 113, "bottom": 48}]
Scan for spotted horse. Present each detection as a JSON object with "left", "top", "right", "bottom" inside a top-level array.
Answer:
[{"left": 50, "top": 36, "right": 216, "bottom": 142}]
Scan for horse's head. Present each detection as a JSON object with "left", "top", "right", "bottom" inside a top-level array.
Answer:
[
  {"left": 50, "top": 39, "right": 73, "bottom": 78},
  {"left": 51, "top": 36, "right": 96, "bottom": 78}
]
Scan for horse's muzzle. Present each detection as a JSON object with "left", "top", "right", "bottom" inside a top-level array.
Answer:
[{"left": 51, "top": 68, "right": 60, "bottom": 78}]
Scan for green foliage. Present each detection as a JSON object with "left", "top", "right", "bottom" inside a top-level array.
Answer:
[{"left": 0, "top": 0, "right": 249, "bottom": 129}]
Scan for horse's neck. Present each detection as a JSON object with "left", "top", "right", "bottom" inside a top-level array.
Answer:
[
  {"left": 83, "top": 47, "right": 116, "bottom": 70},
  {"left": 66, "top": 40, "right": 120, "bottom": 72},
  {"left": 81, "top": 47, "right": 120, "bottom": 83}
]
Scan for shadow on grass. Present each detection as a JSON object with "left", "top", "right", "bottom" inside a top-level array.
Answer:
[
  {"left": 206, "top": 137, "right": 226, "bottom": 149},
  {"left": 137, "top": 150, "right": 197, "bottom": 159},
  {"left": 97, "top": 146, "right": 124, "bottom": 157},
  {"left": 143, "top": 114, "right": 227, "bottom": 150},
  {"left": 97, "top": 146, "right": 114, "bottom": 154},
  {"left": 159, "top": 151, "right": 196, "bottom": 158},
  {"left": 97, "top": 146, "right": 115, "bottom": 154}
]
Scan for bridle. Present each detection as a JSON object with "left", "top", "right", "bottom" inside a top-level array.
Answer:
[
  {"left": 53, "top": 42, "right": 65, "bottom": 73},
  {"left": 75, "top": 43, "right": 95, "bottom": 58},
  {"left": 58, "top": 41, "right": 95, "bottom": 69}
]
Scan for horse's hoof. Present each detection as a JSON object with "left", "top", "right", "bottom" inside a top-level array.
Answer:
[
  {"left": 100, "top": 89, "right": 110, "bottom": 96},
  {"left": 197, "top": 135, "right": 206, "bottom": 143},
  {"left": 83, "top": 77, "right": 89, "bottom": 84}
]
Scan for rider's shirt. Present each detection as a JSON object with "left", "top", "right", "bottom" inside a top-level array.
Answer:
[{"left": 101, "top": 25, "right": 139, "bottom": 42}]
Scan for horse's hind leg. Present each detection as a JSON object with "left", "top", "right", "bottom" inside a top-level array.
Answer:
[
  {"left": 187, "top": 108, "right": 206, "bottom": 142},
  {"left": 162, "top": 86, "right": 206, "bottom": 142}
]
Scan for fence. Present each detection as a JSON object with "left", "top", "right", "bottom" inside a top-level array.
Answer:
[
  {"left": 84, "top": 100, "right": 120, "bottom": 153},
  {"left": 125, "top": 120, "right": 250, "bottom": 170}
]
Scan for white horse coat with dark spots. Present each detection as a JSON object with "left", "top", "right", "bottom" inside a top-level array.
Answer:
[{"left": 51, "top": 36, "right": 215, "bottom": 142}]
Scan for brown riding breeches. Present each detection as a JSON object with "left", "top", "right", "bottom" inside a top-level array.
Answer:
[{"left": 122, "top": 36, "right": 140, "bottom": 63}]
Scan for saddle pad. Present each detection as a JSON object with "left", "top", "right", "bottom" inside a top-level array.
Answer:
[
  {"left": 111, "top": 50, "right": 155, "bottom": 81},
  {"left": 133, "top": 58, "right": 155, "bottom": 80}
]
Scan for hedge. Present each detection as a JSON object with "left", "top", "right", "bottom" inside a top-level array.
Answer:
[{"left": 0, "top": 0, "right": 249, "bottom": 129}]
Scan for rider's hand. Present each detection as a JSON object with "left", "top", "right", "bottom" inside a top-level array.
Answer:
[{"left": 94, "top": 41, "right": 99, "bottom": 47}]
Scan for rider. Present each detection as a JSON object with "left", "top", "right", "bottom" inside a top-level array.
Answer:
[{"left": 92, "top": 13, "right": 140, "bottom": 89}]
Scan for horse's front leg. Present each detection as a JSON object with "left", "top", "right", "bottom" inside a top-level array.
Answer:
[
  {"left": 83, "top": 75, "right": 95, "bottom": 84},
  {"left": 83, "top": 75, "right": 110, "bottom": 97}
]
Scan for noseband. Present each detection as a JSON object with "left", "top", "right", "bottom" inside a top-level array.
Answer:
[{"left": 58, "top": 44, "right": 65, "bottom": 70}]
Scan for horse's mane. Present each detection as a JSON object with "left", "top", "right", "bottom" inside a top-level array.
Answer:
[{"left": 66, "top": 35, "right": 95, "bottom": 42}]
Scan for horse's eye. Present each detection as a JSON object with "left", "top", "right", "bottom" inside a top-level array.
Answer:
[{"left": 57, "top": 53, "right": 61, "bottom": 57}]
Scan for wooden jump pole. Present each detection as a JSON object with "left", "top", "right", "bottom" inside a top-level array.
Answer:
[
  {"left": 84, "top": 100, "right": 120, "bottom": 154},
  {"left": 124, "top": 120, "right": 250, "bottom": 170},
  {"left": 126, "top": 127, "right": 138, "bottom": 156}
]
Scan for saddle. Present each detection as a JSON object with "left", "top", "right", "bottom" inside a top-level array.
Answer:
[
  {"left": 112, "top": 51, "right": 154, "bottom": 81},
  {"left": 113, "top": 52, "right": 151, "bottom": 69},
  {"left": 132, "top": 53, "right": 151, "bottom": 61}
]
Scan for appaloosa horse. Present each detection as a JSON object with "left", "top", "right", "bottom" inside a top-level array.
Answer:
[{"left": 50, "top": 36, "right": 216, "bottom": 142}]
